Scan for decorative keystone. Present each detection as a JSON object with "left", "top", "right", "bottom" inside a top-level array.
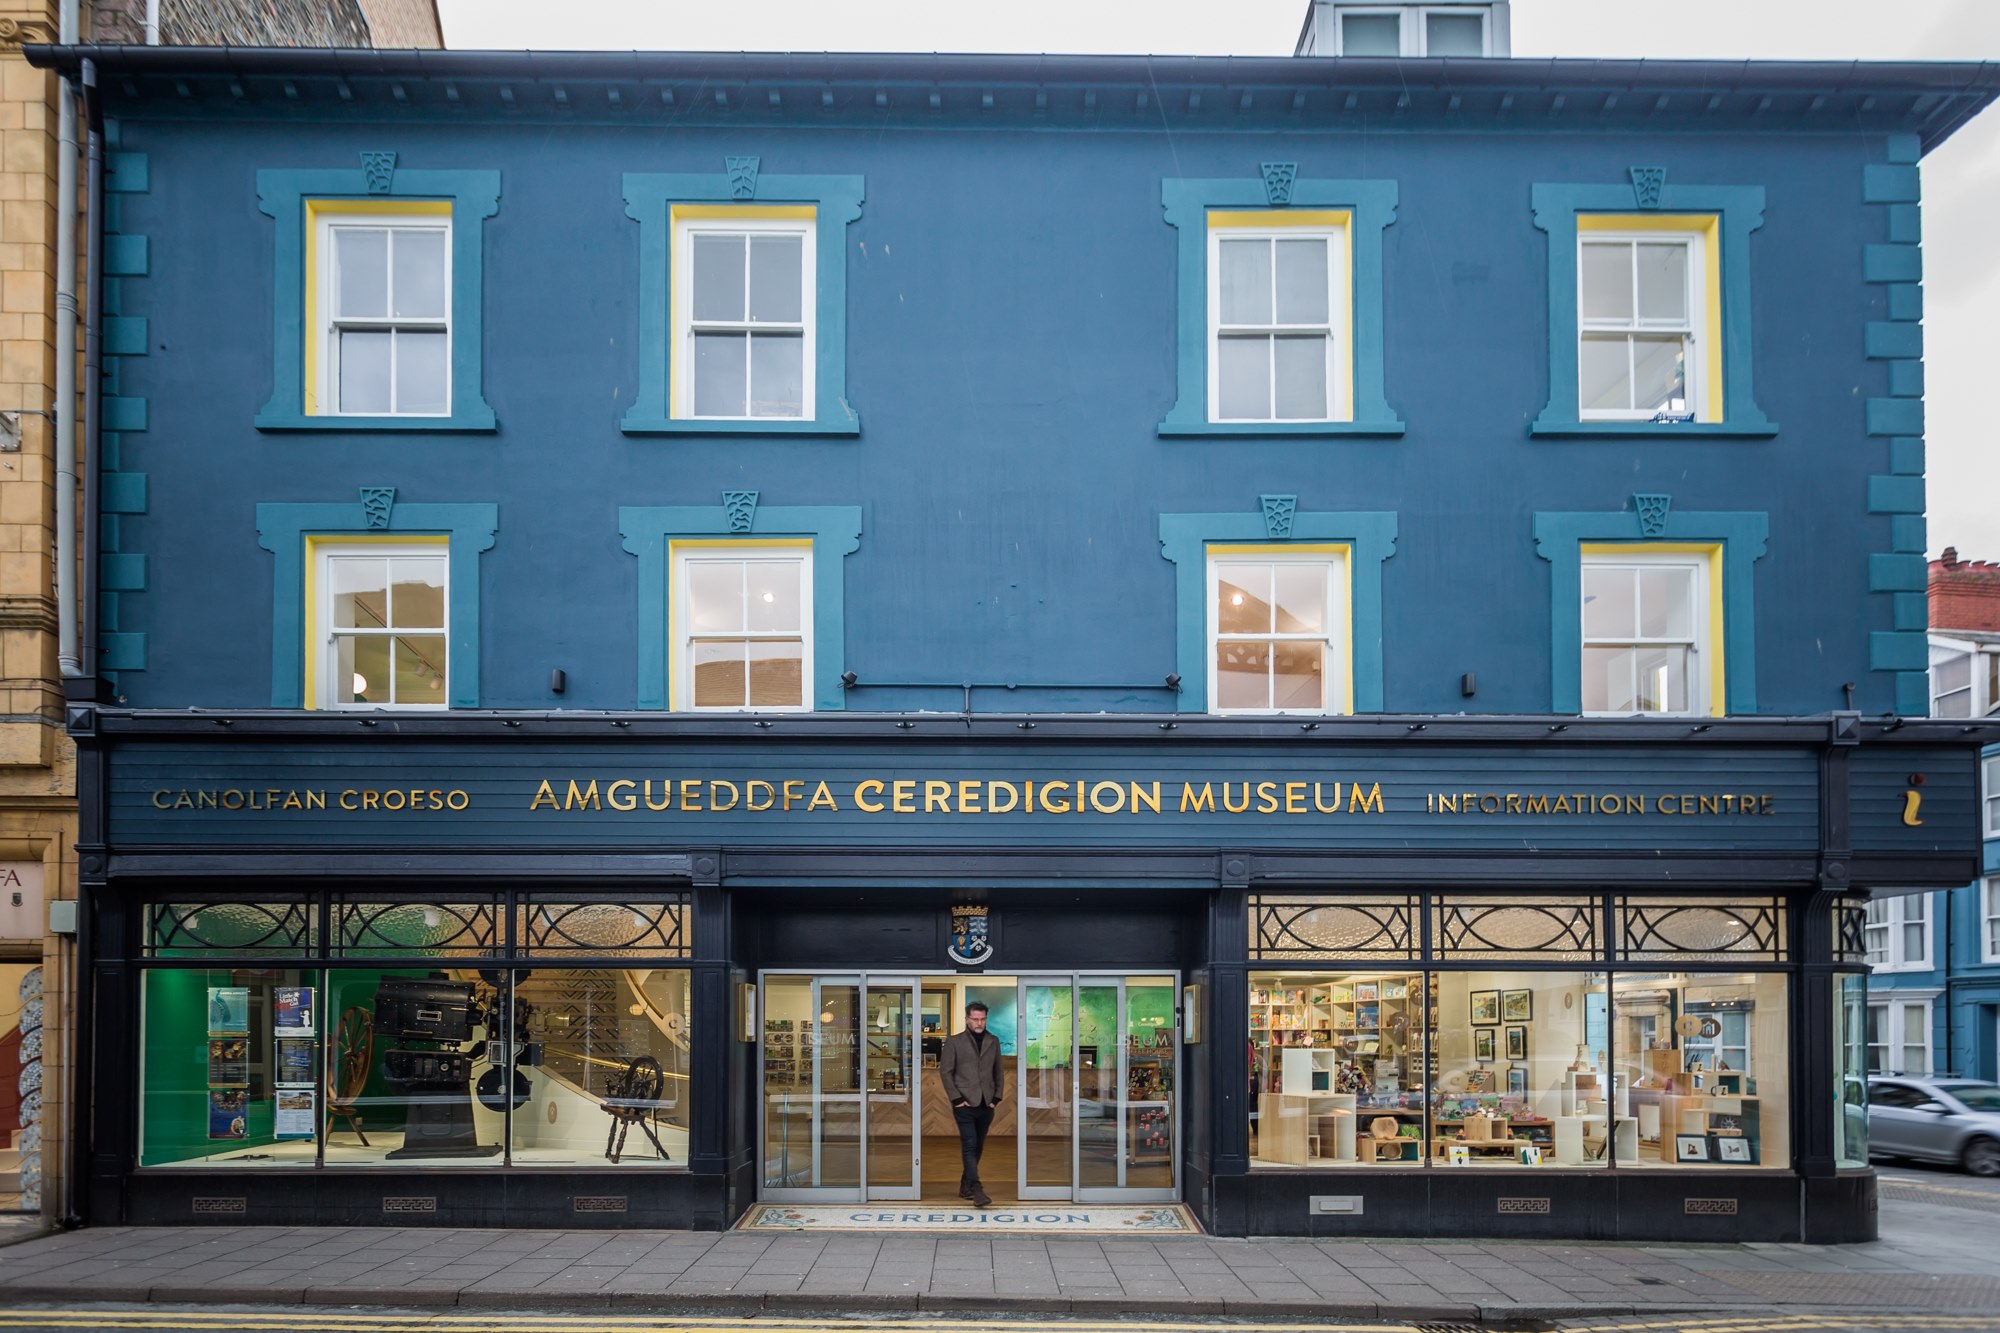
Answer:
[
  {"left": 360, "top": 487, "right": 397, "bottom": 529},
  {"left": 361, "top": 151, "right": 398, "bottom": 194},
  {"left": 1633, "top": 493, "right": 1672, "bottom": 538},
  {"left": 1260, "top": 162, "right": 1297, "bottom": 207},
  {"left": 1260, "top": 494, "right": 1298, "bottom": 540},
  {"left": 723, "top": 490, "right": 759, "bottom": 532},
  {"left": 726, "top": 156, "right": 761, "bottom": 200},
  {"left": 1629, "top": 166, "right": 1666, "bottom": 209}
]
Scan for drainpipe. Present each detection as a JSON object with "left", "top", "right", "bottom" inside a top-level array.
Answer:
[
  {"left": 53, "top": 0, "right": 79, "bottom": 678},
  {"left": 144, "top": 0, "right": 158, "bottom": 44},
  {"left": 80, "top": 58, "right": 100, "bottom": 683}
]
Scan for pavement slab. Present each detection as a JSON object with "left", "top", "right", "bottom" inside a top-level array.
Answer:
[{"left": 4, "top": 1183, "right": 2000, "bottom": 1322}]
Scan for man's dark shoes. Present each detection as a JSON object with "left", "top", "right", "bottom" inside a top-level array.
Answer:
[
  {"left": 971, "top": 1185, "right": 991, "bottom": 1208},
  {"left": 958, "top": 1176, "right": 974, "bottom": 1200}
]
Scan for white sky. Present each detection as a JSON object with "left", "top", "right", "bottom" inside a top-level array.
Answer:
[{"left": 436, "top": 0, "right": 2000, "bottom": 561}]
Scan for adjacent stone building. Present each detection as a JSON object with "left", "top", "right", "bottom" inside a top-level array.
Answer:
[{"left": 0, "top": 0, "right": 437, "bottom": 1225}]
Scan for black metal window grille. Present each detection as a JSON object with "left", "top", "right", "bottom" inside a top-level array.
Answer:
[
  {"left": 145, "top": 901, "right": 315, "bottom": 955},
  {"left": 1431, "top": 895, "right": 1600, "bottom": 961},
  {"left": 336, "top": 897, "right": 503, "bottom": 957},
  {"left": 1832, "top": 896, "right": 1869, "bottom": 965},
  {"left": 1616, "top": 897, "right": 1786, "bottom": 962},
  {"left": 521, "top": 901, "right": 689, "bottom": 958},
  {"left": 1253, "top": 891, "right": 1793, "bottom": 965},
  {"left": 1252, "top": 896, "right": 1419, "bottom": 959}
]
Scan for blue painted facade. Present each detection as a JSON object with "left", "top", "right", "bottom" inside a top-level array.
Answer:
[
  {"left": 1873, "top": 744, "right": 2000, "bottom": 1082},
  {"left": 33, "top": 45, "right": 2000, "bottom": 1242},
  {"left": 66, "top": 68, "right": 1985, "bottom": 718}
]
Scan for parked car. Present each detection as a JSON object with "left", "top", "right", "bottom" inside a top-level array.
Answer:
[{"left": 1867, "top": 1076, "right": 2000, "bottom": 1176}]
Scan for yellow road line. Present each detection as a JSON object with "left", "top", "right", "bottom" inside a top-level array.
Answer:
[
  {"left": 0, "top": 1304, "right": 1424, "bottom": 1328},
  {"left": 1568, "top": 1312, "right": 2000, "bottom": 1320},
  {"left": 1878, "top": 1179, "right": 2000, "bottom": 1201}
]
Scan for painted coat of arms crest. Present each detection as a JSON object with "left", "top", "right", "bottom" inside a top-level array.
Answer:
[{"left": 947, "top": 905, "right": 993, "bottom": 966}]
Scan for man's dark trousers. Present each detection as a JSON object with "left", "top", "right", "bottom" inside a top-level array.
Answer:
[{"left": 954, "top": 1102, "right": 995, "bottom": 1186}]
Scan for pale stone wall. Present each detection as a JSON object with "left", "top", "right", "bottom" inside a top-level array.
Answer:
[{"left": 0, "top": 0, "right": 77, "bottom": 1226}]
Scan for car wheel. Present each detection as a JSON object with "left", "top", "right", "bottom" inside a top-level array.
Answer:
[{"left": 1962, "top": 1137, "right": 2000, "bottom": 1178}]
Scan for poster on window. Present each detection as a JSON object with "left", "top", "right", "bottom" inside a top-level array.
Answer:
[
  {"left": 206, "top": 1038, "right": 250, "bottom": 1087},
  {"left": 273, "top": 1088, "right": 317, "bottom": 1140},
  {"left": 273, "top": 987, "right": 316, "bottom": 1034},
  {"left": 206, "top": 987, "right": 249, "bottom": 1035},
  {"left": 275, "top": 1037, "right": 317, "bottom": 1088},
  {"left": 207, "top": 1088, "right": 248, "bottom": 1140}
]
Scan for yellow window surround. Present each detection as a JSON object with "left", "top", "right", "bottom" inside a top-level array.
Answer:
[
  {"left": 1208, "top": 541, "right": 1354, "bottom": 715},
  {"left": 1207, "top": 210, "right": 1355, "bottom": 423},
  {"left": 667, "top": 537, "right": 813, "bottom": 712},
  {"left": 669, "top": 204, "right": 817, "bottom": 421},
  {"left": 302, "top": 198, "right": 453, "bottom": 416},
  {"left": 1577, "top": 213, "right": 1723, "bottom": 424},
  {"left": 1579, "top": 541, "right": 1725, "bottom": 718},
  {"left": 302, "top": 532, "right": 448, "bottom": 711}
]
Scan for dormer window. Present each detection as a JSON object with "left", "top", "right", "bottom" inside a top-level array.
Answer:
[{"left": 1297, "top": 2, "right": 1510, "bottom": 57}]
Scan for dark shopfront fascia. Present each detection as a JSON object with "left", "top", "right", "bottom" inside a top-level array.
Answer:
[{"left": 64, "top": 708, "right": 1994, "bottom": 1239}]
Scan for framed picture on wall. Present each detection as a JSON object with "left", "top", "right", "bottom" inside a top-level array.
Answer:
[
  {"left": 1505, "top": 1025, "right": 1528, "bottom": 1061},
  {"left": 1675, "top": 1133, "right": 1712, "bottom": 1162},
  {"left": 1474, "top": 1028, "right": 1497, "bottom": 1061},
  {"left": 1502, "top": 989, "right": 1533, "bottom": 1022},
  {"left": 1506, "top": 1064, "right": 1527, "bottom": 1095},
  {"left": 1471, "top": 991, "right": 1500, "bottom": 1024}
]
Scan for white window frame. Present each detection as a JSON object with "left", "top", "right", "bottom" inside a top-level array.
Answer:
[
  {"left": 1865, "top": 893, "right": 1933, "bottom": 973},
  {"left": 1865, "top": 995, "right": 1935, "bottom": 1076},
  {"left": 1931, "top": 636, "right": 2000, "bottom": 720},
  {"left": 1578, "top": 550, "right": 1709, "bottom": 718},
  {"left": 1576, "top": 230, "right": 1706, "bottom": 423},
  {"left": 1985, "top": 755, "right": 2000, "bottom": 839},
  {"left": 315, "top": 541, "right": 450, "bottom": 712},
  {"left": 1206, "top": 223, "right": 1348, "bottom": 424},
  {"left": 1330, "top": 5, "right": 1494, "bottom": 56},
  {"left": 671, "top": 544, "right": 814, "bottom": 713},
  {"left": 1205, "top": 550, "right": 1350, "bottom": 715},
  {"left": 672, "top": 214, "right": 817, "bottom": 421},
  {"left": 316, "top": 210, "right": 453, "bottom": 418},
  {"left": 1981, "top": 877, "right": 2000, "bottom": 965}
]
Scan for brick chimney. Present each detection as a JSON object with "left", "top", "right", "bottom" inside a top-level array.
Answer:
[{"left": 1929, "top": 548, "right": 2000, "bottom": 633}]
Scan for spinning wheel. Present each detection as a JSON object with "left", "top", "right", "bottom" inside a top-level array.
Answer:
[
  {"left": 603, "top": 1055, "right": 670, "bottom": 1163},
  {"left": 327, "top": 1007, "right": 375, "bottom": 1146}
]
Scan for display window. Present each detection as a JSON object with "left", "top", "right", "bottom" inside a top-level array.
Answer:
[
  {"left": 134, "top": 892, "right": 691, "bottom": 1171},
  {"left": 1249, "top": 891, "right": 1792, "bottom": 1172},
  {"left": 1249, "top": 971, "right": 1430, "bottom": 1167},
  {"left": 1612, "top": 971, "right": 1788, "bottom": 1168}
]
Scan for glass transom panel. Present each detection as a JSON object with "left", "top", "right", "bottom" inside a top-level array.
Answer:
[
  {"left": 337, "top": 899, "right": 501, "bottom": 957},
  {"left": 1432, "top": 896, "right": 1601, "bottom": 961},
  {"left": 1252, "top": 896, "right": 1419, "bottom": 959},
  {"left": 1617, "top": 897, "right": 1788, "bottom": 962},
  {"left": 145, "top": 901, "right": 316, "bottom": 955}
]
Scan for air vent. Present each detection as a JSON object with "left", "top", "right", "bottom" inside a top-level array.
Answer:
[
  {"left": 1496, "top": 1196, "right": 1551, "bottom": 1214},
  {"left": 1685, "top": 1197, "right": 1739, "bottom": 1215},
  {"left": 574, "top": 1196, "right": 628, "bottom": 1213},
  {"left": 191, "top": 1197, "right": 245, "bottom": 1215},
  {"left": 382, "top": 1196, "right": 438, "bottom": 1213}
]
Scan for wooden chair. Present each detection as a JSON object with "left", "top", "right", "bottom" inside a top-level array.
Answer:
[{"left": 326, "top": 1006, "right": 374, "bottom": 1146}]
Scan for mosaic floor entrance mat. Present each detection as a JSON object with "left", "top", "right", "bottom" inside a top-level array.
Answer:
[{"left": 737, "top": 1202, "right": 1203, "bottom": 1233}]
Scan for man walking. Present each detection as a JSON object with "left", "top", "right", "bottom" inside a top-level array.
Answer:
[{"left": 937, "top": 1000, "right": 1003, "bottom": 1207}]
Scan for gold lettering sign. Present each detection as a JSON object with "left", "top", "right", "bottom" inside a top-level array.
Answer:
[{"left": 145, "top": 776, "right": 1779, "bottom": 820}]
